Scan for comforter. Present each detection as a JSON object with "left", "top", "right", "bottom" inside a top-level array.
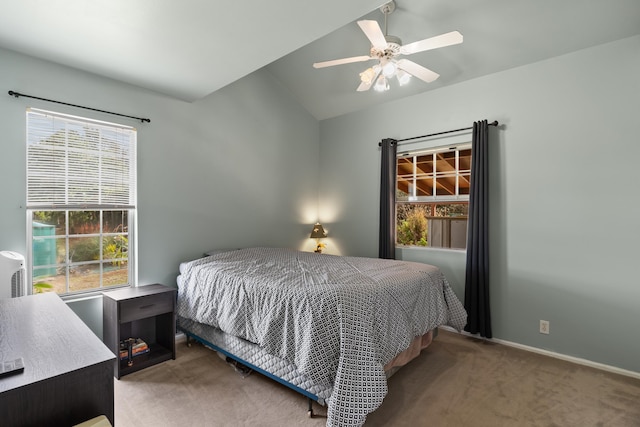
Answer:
[{"left": 177, "top": 247, "right": 467, "bottom": 426}]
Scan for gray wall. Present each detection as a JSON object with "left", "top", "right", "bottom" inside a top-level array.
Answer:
[
  {"left": 2, "top": 34, "right": 639, "bottom": 375},
  {"left": 0, "top": 47, "right": 320, "bottom": 337},
  {"left": 318, "top": 35, "right": 640, "bottom": 373}
]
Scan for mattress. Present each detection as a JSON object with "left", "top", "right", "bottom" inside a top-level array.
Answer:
[{"left": 177, "top": 247, "right": 467, "bottom": 426}]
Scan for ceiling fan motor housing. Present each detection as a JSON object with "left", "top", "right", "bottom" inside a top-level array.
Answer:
[{"left": 371, "top": 35, "right": 402, "bottom": 60}]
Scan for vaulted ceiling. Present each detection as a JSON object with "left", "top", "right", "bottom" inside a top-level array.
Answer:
[{"left": 2, "top": 0, "right": 639, "bottom": 121}]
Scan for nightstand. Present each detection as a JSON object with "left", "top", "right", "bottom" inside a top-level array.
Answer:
[{"left": 102, "top": 284, "right": 176, "bottom": 379}]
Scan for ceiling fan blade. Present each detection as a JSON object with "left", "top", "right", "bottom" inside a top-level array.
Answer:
[
  {"left": 313, "top": 55, "right": 372, "bottom": 69},
  {"left": 400, "top": 31, "right": 463, "bottom": 55},
  {"left": 357, "top": 20, "right": 388, "bottom": 49},
  {"left": 356, "top": 66, "right": 381, "bottom": 92},
  {"left": 356, "top": 81, "right": 373, "bottom": 92},
  {"left": 396, "top": 59, "right": 439, "bottom": 83}
]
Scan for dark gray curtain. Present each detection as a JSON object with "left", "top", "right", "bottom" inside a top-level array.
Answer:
[
  {"left": 464, "top": 120, "right": 492, "bottom": 338},
  {"left": 379, "top": 138, "right": 397, "bottom": 259}
]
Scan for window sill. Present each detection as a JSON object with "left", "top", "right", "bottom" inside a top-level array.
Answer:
[
  {"left": 59, "top": 284, "right": 130, "bottom": 303},
  {"left": 396, "top": 245, "right": 466, "bottom": 254}
]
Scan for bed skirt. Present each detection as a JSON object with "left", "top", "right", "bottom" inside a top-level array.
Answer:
[
  {"left": 177, "top": 316, "right": 332, "bottom": 404},
  {"left": 178, "top": 316, "right": 436, "bottom": 407}
]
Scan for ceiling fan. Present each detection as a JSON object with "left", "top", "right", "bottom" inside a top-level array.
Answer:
[{"left": 313, "top": 1, "right": 463, "bottom": 92}]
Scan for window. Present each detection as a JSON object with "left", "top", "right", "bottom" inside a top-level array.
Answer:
[
  {"left": 396, "top": 144, "right": 470, "bottom": 249},
  {"left": 26, "top": 109, "right": 137, "bottom": 295}
]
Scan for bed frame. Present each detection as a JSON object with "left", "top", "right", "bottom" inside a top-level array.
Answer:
[
  {"left": 177, "top": 316, "right": 326, "bottom": 417},
  {"left": 178, "top": 315, "right": 439, "bottom": 419}
]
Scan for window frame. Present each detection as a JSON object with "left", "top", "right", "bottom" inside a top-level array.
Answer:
[
  {"left": 25, "top": 108, "right": 137, "bottom": 296},
  {"left": 395, "top": 142, "right": 471, "bottom": 250},
  {"left": 397, "top": 143, "right": 471, "bottom": 203}
]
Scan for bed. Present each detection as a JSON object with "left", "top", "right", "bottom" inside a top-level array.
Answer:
[{"left": 176, "top": 247, "right": 467, "bottom": 427}]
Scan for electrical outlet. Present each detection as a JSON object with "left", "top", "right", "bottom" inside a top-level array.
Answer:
[{"left": 539, "top": 320, "right": 550, "bottom": 334}]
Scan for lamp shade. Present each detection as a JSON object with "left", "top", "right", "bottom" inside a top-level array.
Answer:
[{"left": 310, "top": 223, "right": 327, "bottom": 239}]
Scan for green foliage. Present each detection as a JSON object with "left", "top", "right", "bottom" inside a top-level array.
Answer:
[
  {"left": 434, "top": 203, "right": 469, "bottom": 217},
  {"left": 69, "top": 211, "right": 100, "bottom": 233},
  {"left": 104, "top": 235, "right": 128, "bottom": 266},
  {"left": 65, "top": 235, "right": 128, "bottom": 265},
  {"left": 33, "top": 282, "right": 54, "bottom": 294},
  {"left": 397, "top": 206, "right": 428, "bottom": 245},
  {"left": 33, "top": 210, "right": 128, "bottom": 265},
  {"left": 70, "top": 238, "right": 100, "bottom": 262},
  {"left": 396, "top": 202, "right": 469, "bottom": 246}
]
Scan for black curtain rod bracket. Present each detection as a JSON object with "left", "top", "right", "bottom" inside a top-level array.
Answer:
[
  {"left": 8, "top": 90, "right": 150, "bottom": 123},
  {"left": 379, "top": 120, "right": 498, "bottom": 146}
]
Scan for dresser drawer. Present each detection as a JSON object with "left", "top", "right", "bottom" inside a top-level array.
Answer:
[{"left": 119, "top": 293, "right": 173, "bottom": 323}]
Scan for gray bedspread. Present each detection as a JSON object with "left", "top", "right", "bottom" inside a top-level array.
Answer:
[{"left": 177, "top": 247, "right": 467, "bottom": 426}]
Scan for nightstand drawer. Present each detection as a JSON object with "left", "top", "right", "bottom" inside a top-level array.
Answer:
[{"left": 119, "top": 293, "right": 173, "bottom": 323}]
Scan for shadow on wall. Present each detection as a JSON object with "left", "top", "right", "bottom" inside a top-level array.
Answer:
[
  {"left": 396, "top": 247, "right": 466, "bottom": 297},
  {"left": 66, "top": 295, "right": 103, "bottom": 340}
]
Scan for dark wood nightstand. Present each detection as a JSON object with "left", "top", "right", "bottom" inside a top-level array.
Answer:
[{"left": 102, "top": 284, "right": 176, "bottom": 379}]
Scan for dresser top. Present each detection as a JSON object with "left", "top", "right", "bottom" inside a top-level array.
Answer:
[{"left": 0, "top": 292, "right": 115, "bottom": 393}]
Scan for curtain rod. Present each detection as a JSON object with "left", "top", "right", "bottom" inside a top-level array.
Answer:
[
  {"left": 8, "top": 90, "right": 151, "bottom": 123},
  {"left": 379, "top": 120, "right": 498, "bottom": 146}
]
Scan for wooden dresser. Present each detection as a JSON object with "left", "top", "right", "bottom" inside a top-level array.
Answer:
[{"left": 0, "top": 293, "right": 115, "bottom": 426}]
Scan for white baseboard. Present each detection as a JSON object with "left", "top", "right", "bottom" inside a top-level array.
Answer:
[
  {"left": 439, "top": 326, "right": 640, "bottom": 381},
  {"left": 174, "top": 325, "right": 640, "bottom": 380},
  {"left": 175, "top": 332, "right": 186, "bottom": 343}
]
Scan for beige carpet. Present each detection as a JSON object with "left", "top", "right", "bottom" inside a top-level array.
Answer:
[{"left": 115, "top": 330, "right": 640, "bottom": 426}]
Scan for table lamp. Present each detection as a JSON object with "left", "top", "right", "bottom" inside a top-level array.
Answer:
[{"left": 310, "top": 223, "right": 327, "bottom": 253}]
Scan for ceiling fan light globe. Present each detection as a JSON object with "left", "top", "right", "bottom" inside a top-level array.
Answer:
[
  {"left": 381, "top": 61, "right": 396, "bottom": 77},
  {"left": 396, "top": 69, "right": 411, "bottom": 86},
  {"left": 359, "top": 67, "right": 376, "bottom": 84},
  {"left": 374, "top": 75, "right": 389, "bottom": 92}
]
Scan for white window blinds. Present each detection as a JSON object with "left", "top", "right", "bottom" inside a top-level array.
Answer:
[{"left": 26, "top": 108, "right": 137, "bottom": 209}]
